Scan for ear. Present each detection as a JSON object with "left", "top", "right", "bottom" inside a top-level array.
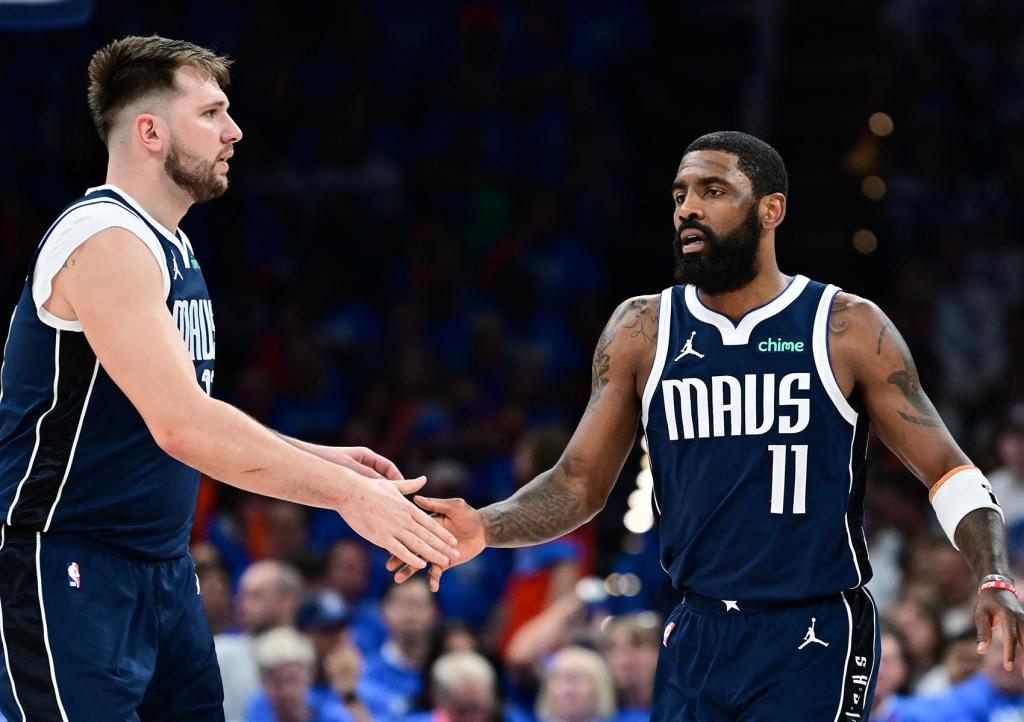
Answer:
[
  {"left": 759, "top": 193, "right": 787, "bottom": 230},
  {"left": 134, "top": 113, "right": 165, "bottom": 153}
]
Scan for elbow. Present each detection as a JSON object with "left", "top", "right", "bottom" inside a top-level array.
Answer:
[{"left": 151, "top": 421, "right": 192, "bottom": 462}]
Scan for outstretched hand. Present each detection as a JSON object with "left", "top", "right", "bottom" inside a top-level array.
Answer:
[
  {"left": 325, "top": 446, "right": 404, "bottom": 480},
  {"left": 340, "top": 476, "right": 460, "bottom": 574},
  {"left": 385, "top": 496, "right": 487, "bottom": 592},
  {"left": 975, "top": 588, "right": 1024, "bottom": 674}
]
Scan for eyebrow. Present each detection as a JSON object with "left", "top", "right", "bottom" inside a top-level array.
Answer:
[
  {"left": 672, "top": 175, "right": 733, "bottom": 191},
  {"left": 201, "top": 100, "right": 229, "bottom": 110}
]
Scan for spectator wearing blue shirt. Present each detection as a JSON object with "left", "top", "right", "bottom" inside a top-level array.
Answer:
[
  {"left": 323, "top": 539, "right": 389, "bottom": 655},
  {"left": 246, "top": 626, "right": 353, "bottom": 722},
  {"left": 869, "top": 623, "right": 911, "bottom": 722},
  {"left": 890, "top": 628, "right": 1024, "bottom": 722},
  {"left": 363, "top": 577, "right": 438, "bottom": 718}
]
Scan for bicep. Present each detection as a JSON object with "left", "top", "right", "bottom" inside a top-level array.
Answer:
[
  {"left": 558, "top": 307, "right": 643, "bottom": 507},
  {"left": 60, "top": 228, "right": 205, "bottom": 435},
  {"left": 843, "top": 302, "right": 969, "bottom": 484}
]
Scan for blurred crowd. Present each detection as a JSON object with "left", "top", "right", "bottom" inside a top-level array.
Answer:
[{"left": 4, "top": 1, "right": 1024, "bottom": 720}]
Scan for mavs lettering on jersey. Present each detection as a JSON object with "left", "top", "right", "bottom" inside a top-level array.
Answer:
[
  {"left": 0, "top": 185, "right": 214, "bottom": 559},
  {"left": 661, "top": 373, "right": 810, "bottom": 440},
  {"left": 641, "top": 275, "right": 871, "bottom": 601}
]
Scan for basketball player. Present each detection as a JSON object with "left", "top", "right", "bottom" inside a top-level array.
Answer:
[
  {"left": 0, "top": 36, "right": 458, "bottom": 721},
  {"left": 389, "top": 132, "right": 1024, "bottom": 720}
]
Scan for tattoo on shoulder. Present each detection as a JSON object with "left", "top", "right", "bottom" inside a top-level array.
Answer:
[
  {"left": 586, "top": 327, "right": 615, "bottom": 415},
  {"left": 618, "top": 296, "right": 660, "bottom": 344},
  {"left": 829, "top": 295, "right": 851, "bottom": 334},
  {"left": 882, "top": 324, "right": 942, "bottom": 428},
  {"left": 62, "top": 258, "right": 76, "bottom": 270},
  {"left": 876, "top": 319, "right": 891, "bottom": 355}
]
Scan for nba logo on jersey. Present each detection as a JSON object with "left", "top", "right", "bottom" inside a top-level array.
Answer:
[{"left": 67, "top": 562, "right": 81, "bottom": 589}]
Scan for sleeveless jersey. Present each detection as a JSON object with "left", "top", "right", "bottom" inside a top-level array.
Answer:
[
  {"left": 641, "top": 275, "right": 870, "bottom": 601},
  {"left": 0, "top": 185, "right": 215, "bottom": 559}
]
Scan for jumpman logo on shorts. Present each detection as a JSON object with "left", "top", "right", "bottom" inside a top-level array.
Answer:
[
  {"left": 674, "top": 331, "right": 705, "bottom": 361},
  {"left": 798, "top": 617, "right": 829, "bottom": 649}
]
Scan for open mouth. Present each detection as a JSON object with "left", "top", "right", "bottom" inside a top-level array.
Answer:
[{"left": 680, "top": 229, "right": 706, "bottom": 254}]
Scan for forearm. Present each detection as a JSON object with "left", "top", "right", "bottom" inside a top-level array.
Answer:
[
  {"left": 955, "top": 508, "right": 1015, "bottom": 580},
  {"left": 158, "top": 397, "right": 355, "bottom": 509},
  {"left": 274, "top": 431, "right": 330, "bottom": 460},
  {"left": 481, "top": 464, "right": 598, "bottom": 547}
]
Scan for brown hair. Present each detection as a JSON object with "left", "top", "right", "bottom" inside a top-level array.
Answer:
[{"left": 87, "top": 35, "right": 232, "bottom": 144}]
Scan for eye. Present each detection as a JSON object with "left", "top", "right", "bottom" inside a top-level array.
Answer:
[
  {"left": 707, "top": 188, "right": 725, "bottom": 197},
  {"left": 205, "top": 109, "right": 217, "bottom": 118},
  {"left": 674, "top": 193, "right": 686, "bottom": 205}
]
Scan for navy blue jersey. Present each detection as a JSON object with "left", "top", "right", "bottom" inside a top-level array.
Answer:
[
  {"left": 0, "top": 185, "right": 215, "bottom": 559},
  {"left": 642, "top": 275, "right": 870, "bottom": 601}
]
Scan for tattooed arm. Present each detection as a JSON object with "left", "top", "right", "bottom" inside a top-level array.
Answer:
[
  {"left": 830, "top": 293, "right": 1023, "bottom": 667},
  {"left": 387, "top": 295, "right": 660, "bottom": 588}
]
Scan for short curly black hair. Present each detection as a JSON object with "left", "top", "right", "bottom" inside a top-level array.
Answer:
[{"left": 684, "top": 131, "right": 788, "bottom": 198}]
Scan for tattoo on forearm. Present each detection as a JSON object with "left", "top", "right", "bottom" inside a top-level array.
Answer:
[
  {"left": 829, "top": 296, "right": 851, "bottom": 334},
  {"left": 483, "top": 466, "right": 588, "bottom": 545},
  {"left": 884, "top": 324, "right": 942, "bottom": 427},
  {"left": 876, "top": 320, "right": 890, "bottom": 354}
]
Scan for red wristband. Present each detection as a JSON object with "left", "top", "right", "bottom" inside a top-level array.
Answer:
[{"left": 979, "top": 580, "right": 1018, "bottom": 595}]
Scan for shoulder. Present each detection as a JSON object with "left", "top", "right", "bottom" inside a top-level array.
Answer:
[
  {"left": 606, "top": 293, "right": 662, "bottom": 340},
  {"left": 827, "top": 291, "right": 887, "bottom": 336}
]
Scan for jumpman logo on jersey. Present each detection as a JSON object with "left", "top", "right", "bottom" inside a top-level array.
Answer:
[
  {"left": 722, "top": 600, "right": 740, "bottom": 612},
  {"left": 798, "top": 617, "right": 829, "bottom": 649},
  {"left": 674, "top": 331, "right": 705, "bottom": 361},
  {"left": 171, "top": 254, "right": 183, "bottom": 281}
]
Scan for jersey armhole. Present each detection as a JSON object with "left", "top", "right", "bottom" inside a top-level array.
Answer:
[
  {"left": 641, "top": 288, "right": 673, "bottom": 428},
  {"left": 33, "top": 214, "right": 172, "bottom": 332},
  {"left": 812, "top": 284, "right": 859, "bottom": 426}
]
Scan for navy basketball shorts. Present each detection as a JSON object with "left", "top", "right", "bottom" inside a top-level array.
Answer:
[
  {"left": 652, "top": 587, "right": 880, "bottom": 722},
  {"left": 0, "top": 528, "right": 224, "bottom": 721}
]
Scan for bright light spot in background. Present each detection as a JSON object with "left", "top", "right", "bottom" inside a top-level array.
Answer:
[
  {"left": 869, "top": 112, "right": 894, "bottom": 136},
  {"left": 853, "top": 229, "right": 879, "bottom": 255},
  {"left": 861, "top": 175, "right": 886, "bottom": 200},
  {"left": 624, "top": 507, "right": 654, "bottom": 534}
]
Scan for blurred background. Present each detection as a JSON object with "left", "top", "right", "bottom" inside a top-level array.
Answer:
[{"left": 3, "top": 1, "right": 1024, "bottom": 721}]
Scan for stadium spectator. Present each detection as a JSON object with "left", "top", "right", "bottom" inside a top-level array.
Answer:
[
  {"left": 247, "top": 626, "right": 352, "bottom": 722},
  {"left": 218, "top": 561, "right": 305, "bottom": 722},
  {"left": 600, "top": 613, "right": 660, "bottom": 722},
  {"left": 869, "top": 623, "right": 911, "bottom": 722},
  {"left": 363, "top": 577, "right": 439, "bottom": 718},
  {"left": 535, "top": 647, "right": 617, "bottom": 722},
  {"left": 324, "top": 539, "right": 389, "bottom": 655}
]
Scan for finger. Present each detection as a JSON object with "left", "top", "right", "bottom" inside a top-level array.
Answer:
[
  {"left": 386, "top": 555, "right": 402, "bottom": 572},
  {"left": 978, "top": 609, "right": 994, "bottom": 654},
  {"left": 412, "top": 495, "right": 465, "bottom": 516},
  {"left": 369, "top": 453, "right": 403, "bottom": 481},
  {"left": 1004, "top": 614, "right": 1018, "bottom": 672},
  {"left": 386, "top": 538, "right": 427, "bottom": 570},
  {"left": 395, "top": 563, "right": 419, "bottom": 584},
  {"left": 347, "top": 459, "right": 385, "bottom": 479},
  {"left": 397, "top": 529, "right": 450, "bottom": 568},
  {"left": 411, "top": 506, "right": 459, "bottom": 549},
  {"left": 393, "top": 475, "right": 428, "bottom": 495},
  {"left": 429, "top": 564, "right": 444, "bottom": 593},
  {"left": 408, "top": 511, "right": 460, "bottom": 559}
]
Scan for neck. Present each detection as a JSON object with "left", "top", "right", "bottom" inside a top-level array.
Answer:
[
  {"left": 387, "top": 637, "right": 429, "bottom": 669},
  {"left": 695, "top": 241, "right": 789, "bottom": 323},
  {"left": 106, "top": 159, "right": 192, "bottom": 232},
  {"left": 618, "top": 683, "right": 653, "bottom": 709}
]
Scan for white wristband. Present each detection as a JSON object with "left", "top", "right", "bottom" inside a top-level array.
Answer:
[{"left": 929, "top": 466, "right": 1003, "bottom": 550}]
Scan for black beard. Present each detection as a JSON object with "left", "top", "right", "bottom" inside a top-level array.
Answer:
[
  {"left": 165, "top": 141, "right": 227, "bottom": 203},
  {"left": 672, "top": 205, "right": 761, "bottom": 293}
]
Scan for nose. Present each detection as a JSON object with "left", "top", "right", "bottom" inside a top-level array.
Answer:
[
  {"left": 224, "top": 113, "right": 243, "bottom": 144},
  {"left": 677, "top": 193, "right": 704, "bottom": 223}
]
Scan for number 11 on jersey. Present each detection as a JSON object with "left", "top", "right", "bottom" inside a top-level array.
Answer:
[{"left": 769, "top": 444, "right": 808, "bottom": 514}]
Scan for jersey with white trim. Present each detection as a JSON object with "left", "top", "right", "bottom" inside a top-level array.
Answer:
[
  {"left": 0, "top": 186, "right": 215, "bottom": 559},
  {"left": 641, "top": 275, "right": 871, "bottom": 601}
]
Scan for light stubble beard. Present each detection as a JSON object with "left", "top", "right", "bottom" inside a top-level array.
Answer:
[{"left": 164, "top": 140, "right": 228, "bottom": 203}]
